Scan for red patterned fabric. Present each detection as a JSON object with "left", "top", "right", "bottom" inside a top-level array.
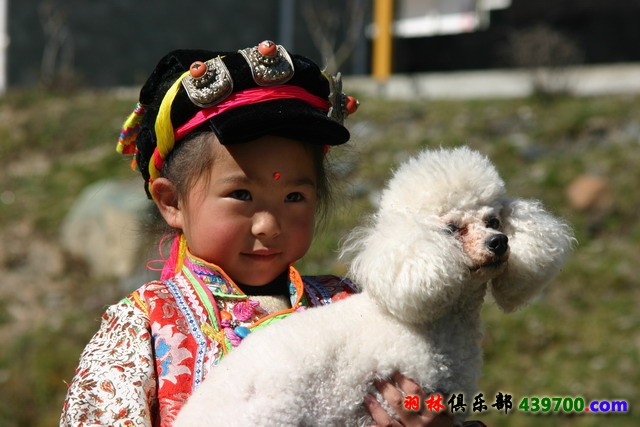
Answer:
[{"left": 60, "top": 250, "right": 357, "bottom": 427}]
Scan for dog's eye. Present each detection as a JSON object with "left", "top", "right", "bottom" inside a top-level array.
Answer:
[
  {"left": 446, "top": 223, "right": 459, "bottom": 234},
  {"left": 486, "top": 217, "right": 501, "bottom": 230}
]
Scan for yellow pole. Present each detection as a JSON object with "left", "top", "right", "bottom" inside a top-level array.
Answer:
[{"left": 372, "top": 0, "right": 393, "bottom": 81}]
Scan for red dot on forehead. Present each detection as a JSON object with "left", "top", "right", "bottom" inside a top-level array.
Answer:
[{"left": 273, "top": 172, "right": 281, "bottom": 180}]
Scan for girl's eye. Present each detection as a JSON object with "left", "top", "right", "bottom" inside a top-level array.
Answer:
[
  {"left": 228, "top": 190, "right": 252, "bottom": 201},
  {"left": 486, "top": 217, "right": 501, "bottom": 230},
  {"left": 285, "top": 192, "right": 304, "bottom": 203}
]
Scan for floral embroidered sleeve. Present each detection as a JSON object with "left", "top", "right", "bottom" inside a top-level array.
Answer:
[{"left": 60, "top": 301, "right": 157, "bottom": 427}]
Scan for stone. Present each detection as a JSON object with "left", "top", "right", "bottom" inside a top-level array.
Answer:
[
  {"left": 60, "top": 179, "right": 151, "bottom": 279},
  {"left": 566, "top": 174, "right": 612, "bottom": 212}
]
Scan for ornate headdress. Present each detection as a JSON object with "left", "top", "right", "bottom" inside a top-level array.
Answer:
[{"left": 116, "top": 40, "right": 359, "bottom": 198}]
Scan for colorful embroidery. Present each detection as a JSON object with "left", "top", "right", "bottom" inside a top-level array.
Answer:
[
  {"left": 152, "top": 323, "right": 192, "bottom": 386},
  {"left": 164, "top": 278, "right": 208, "bottom": 390},
  {"left": 61, "top": 249, "right": 357, "bottom": 427}
]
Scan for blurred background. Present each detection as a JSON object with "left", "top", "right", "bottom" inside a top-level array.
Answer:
[{"left": 0, "top": 1, "right": 638, "bottom": 426}]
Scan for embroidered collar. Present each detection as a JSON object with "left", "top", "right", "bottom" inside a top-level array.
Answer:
[
  {"left": 175, "top": 247, "right": 309, "bottom": 354},
  {"left": 182, "top": 247, "right": 306, "bottom": 309}
]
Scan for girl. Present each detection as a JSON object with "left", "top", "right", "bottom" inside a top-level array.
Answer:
[{"left": 60, "top": 41, "right": 456, "bottom": 427}]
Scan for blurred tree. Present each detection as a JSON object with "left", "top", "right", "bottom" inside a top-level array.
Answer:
[
  {"left": 505, "top": 23, "right": 583, "bottom": 95},
  {"left": 38, "top": 0, "right": 75, "bottom": 88},
  {"left": 301, "top": 0, "right": 366, "bottom": 74}
]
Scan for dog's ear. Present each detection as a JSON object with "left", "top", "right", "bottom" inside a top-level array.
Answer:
[
  {"left": 490, "top": 198, "right": 575, "bottom": 312},
  {"left": 340, "top": 210, "right": 469, "bottom": 324}
]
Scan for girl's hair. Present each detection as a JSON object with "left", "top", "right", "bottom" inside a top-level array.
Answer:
[{"left": 161, "top": 132, "right": 333, "bottom": 227}]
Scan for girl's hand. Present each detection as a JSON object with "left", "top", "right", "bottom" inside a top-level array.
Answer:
[{"left": 364, "top": 372, "right": 455, "bottom": 427}]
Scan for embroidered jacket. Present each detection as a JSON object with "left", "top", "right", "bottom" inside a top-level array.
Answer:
[{"left": 60, "top": 250, "right": 357, "bottom": 427}]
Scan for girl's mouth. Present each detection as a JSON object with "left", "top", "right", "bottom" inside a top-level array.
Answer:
[{"left": 243, "top": 250, "right": 281, "bottom": 261}]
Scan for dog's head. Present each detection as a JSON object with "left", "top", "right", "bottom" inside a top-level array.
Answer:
[
  {"left": 442, "top": 207, "right": 510, "bottom": 284},
  {"left": 342, "top": 147, "right": 574, "bottom": 324}
]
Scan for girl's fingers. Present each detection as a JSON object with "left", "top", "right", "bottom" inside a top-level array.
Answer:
[
  {"left": 368, "top": 374, "right": 456, "bottom": 427},
  {"left": 364, "top": 393, "right": 402, "bottom": 427},
  {"left": 392, "top": 372, "right": 427, "bottom": 399},
  {"left": 374, "top": 378, "right": 407, "bottom": 412}
]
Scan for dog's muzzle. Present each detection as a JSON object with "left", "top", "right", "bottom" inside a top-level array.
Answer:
[{"left": 486, "top": 234, "right": 508, "bottom": 256}]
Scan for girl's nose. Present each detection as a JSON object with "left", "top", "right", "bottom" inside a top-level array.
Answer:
[{"left": 251, "top": 211, "right": 281, "bottom": 239}]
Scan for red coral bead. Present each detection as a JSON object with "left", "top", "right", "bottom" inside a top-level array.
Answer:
[
  {"left": 258, "top": 40, "right": 278, "bottom": 58},
  {"left": 189, "top": 61, "right": 207, "bottom": 78},
  {"left": 346, "top": 96, "right": 359, "bottom": 115}
]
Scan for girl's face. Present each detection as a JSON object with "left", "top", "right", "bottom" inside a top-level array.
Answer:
[{"left": 176, "top": 135, "right": 318, "bottom": 286}]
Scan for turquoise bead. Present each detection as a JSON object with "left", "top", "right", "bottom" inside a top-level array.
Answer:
[{"left": 234, "top": 326, "right": 251, "bottom": 338}]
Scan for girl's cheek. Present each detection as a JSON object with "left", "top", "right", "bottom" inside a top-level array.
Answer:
[{"left": 213, "top": 219, "right": 247, "bottom": 241}]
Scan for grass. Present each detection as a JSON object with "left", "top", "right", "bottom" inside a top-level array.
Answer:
[{"left": 0, "top": 88, "right": 638, "bottom": 426}]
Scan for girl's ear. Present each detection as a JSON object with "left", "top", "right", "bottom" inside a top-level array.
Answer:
[{"left": 151, "top": 178, "right": 184, "bottom": 229}]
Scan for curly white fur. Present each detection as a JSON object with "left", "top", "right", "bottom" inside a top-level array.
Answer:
[{"left": 174, "top": 147, "right": 574, "bottom": 427}]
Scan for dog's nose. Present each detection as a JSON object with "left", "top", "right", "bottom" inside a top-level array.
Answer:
[{"left": 486, "top": 234, "right": 509, "bottom": 256}]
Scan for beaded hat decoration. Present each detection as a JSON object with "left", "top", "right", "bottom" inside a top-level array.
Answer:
[{"left": 116, "top": 40, "right": 359, "bottom": 199}]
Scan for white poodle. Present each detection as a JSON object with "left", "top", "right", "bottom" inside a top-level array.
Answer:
[{"left": 174, "top": 146, "right": 574, "bottom": 427}]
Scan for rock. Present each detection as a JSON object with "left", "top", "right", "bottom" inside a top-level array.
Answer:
[
  {"left": 60, "top": 179, "right": 151, "bottom": 279},
  {"left": 566, "top": 174, "right": 613, "bottom": 212}
]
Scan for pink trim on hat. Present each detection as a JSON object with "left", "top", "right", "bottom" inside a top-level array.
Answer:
[
  {"left": 152, "top": 149, "right": 165, "bottom": 173},
  {"left": 174, "top": 85, "right": 331, "bottom": 142}
]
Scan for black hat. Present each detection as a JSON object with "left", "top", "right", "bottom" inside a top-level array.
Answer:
[{"left": 117, "top": 41, "right": 358, "bottom": 197}]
